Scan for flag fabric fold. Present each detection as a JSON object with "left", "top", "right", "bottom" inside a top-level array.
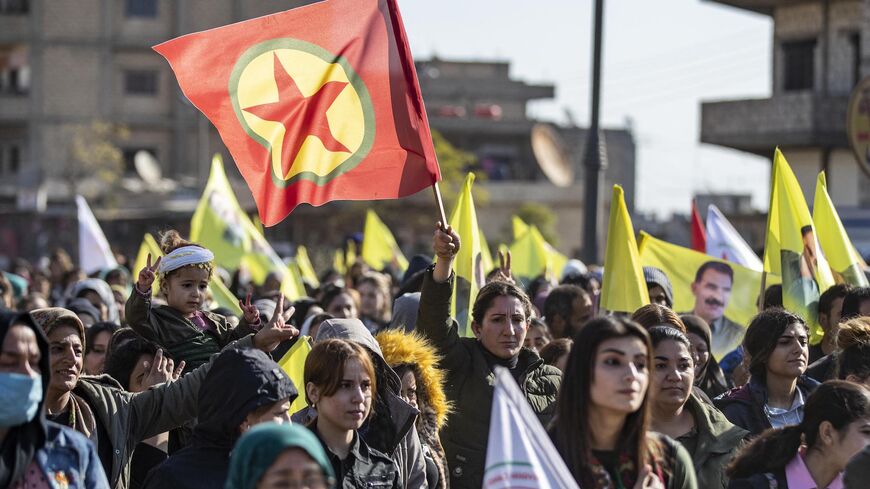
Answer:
[
  {"left": 295, "top": 246, "right": 320, "bottom": 287},
  {"left": 763, "top": 149, "right": 834, "bottom": 344},
  {"left": 154, "top": 0, "right": 440, "bottom": 226},
  {"left": 690, "top": 199, "right": 707, "bottom": 253},
  {"left": 361, "top": 209, "right": 409, "bottom": 272},
  {"left": 706, "top": 204, "right": 764, "bottom": 271},
  {"left": 483, "top": 366, "right": 579, "bottom": 489},
  {"left": 447, "top": 173, "right": 487, "bottom": 337},
  {"left": 600, "top": 185, "right": 649, "bottom": 313},
  {"left": 509, "top": 224, "right": 567, "bottom": 284},
  {"left": 76, "top": 195, "right": 118, "bottom": 274},
  {"left": 813, "top": 172, "right": 868, "bottom": 287}
]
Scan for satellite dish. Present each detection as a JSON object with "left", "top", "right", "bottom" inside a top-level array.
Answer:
[
  {"left": 531, "top": 123, "right": 573, "bottom": 187},
  {"left": 134, "top": 150, "right": 162, "bottom": 186}
]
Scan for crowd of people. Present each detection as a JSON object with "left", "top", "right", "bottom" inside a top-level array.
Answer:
[{"left": 1, "top": 222, "right": 870, "bottom": 489}]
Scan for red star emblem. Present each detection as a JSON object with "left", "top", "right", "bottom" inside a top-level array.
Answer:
[{"left": 243, "top": 53, "right": 350, "bottom": 176}]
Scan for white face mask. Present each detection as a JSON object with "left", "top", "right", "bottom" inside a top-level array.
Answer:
[{"left": 0, "top": 372, "right": 42, "bottom": 427}]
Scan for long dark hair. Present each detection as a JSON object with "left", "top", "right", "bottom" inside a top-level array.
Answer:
[
  {"left": 727, "top": 380, "right": 870, "bottom": 478},
  {"left": 743, "top": 308, "right": 807, "bottom": 382},
  {"left": 553, "top": 316, "right": 653, "bottom": 483}
]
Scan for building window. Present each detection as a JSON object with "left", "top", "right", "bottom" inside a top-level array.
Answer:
[
  {"left": 782, "top": 39, "right": 816, "bottom": 91},
  {"left": 125, "top": 0, "right": 157, "bottom": 18},
  {"left": 0, "top": 45, "right": 29, "bottom": 94},
  {"left": 0, "top": 0, "right": 29, "bottom": 15},
  {"left": 0, "top": 143, "right": 21, "bottom": 176},
  {"left": 124, "top": 70, "right": 158, "bottom": 96}
]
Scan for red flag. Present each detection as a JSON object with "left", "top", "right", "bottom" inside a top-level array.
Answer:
[
  {"left": 154, "top": 0, "right": 440, "bottom": 226},
  {"left": 691, "top": 199, "right": 707, "bottom": 252}
]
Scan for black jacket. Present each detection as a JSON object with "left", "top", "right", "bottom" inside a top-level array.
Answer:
[
  {"left": 143, "top": 347, "right": 297, "bottom": 489},
  {"left": 312, "top": 427, "right": 402, "bottom": 489},
  {"left": 714, "top": 376, "right": 819, "bottom": 437}
]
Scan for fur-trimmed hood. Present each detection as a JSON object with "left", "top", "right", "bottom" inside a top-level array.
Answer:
[{"left": 376, "top": 329, "right": 451, "bottom": 429}]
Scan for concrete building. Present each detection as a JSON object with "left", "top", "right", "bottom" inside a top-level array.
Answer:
[
  {"left": 0, "top": 1, "right": 636, "bottom": 262},
  {"left": 0, "top": 0, "right": 306, "bottom": 208},
  {"left": 701, "top": 0, "right": 870, "bottom": 218},
  {"left": 417, "top": 58, "right": 637, "bottom": 254}
]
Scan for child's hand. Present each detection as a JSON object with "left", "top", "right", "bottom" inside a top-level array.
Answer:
[
  {"left": 253, "top": 294, "right": 298, "bottom": 352},
  {"left": 137, "top": 253, "right": 162, "bottom": 293},
  {"left": 238, "top": 293, "right": 260, "bottom": 326}
]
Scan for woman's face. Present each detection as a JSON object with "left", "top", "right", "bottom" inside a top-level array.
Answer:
[
  {"left": 326, "top": 293, "right": 357, "bottom": 319},
  {"left": 308, "top": 358, "right": 372, "bottom": 433},
  {"left": 0, "top": 324, "right": 41, "bottom": 378},
  {"left": 826, "top": 416, "right": 870, "bottom": 471},
  {"left": 766, "top": 322, "right": 808, "bottom": 381},
  {"left": 523, "top": 325, "right": 550, "bottom": 354},
  {"left": 84, "top": 330, "right": 112, "bottom": 375},
  {"left": 357, "top": 282, "right": 383, "bottom": 319},
  {"left": 686, "top": 332, "right": 709, "bottom": 377},
  {"left": 590, "top": 337, "right": 649, "bottom": 415},
  {"left": 46, "top": 325, "right": 83, "bottom": 393},
  {"left": 472, "top": 295, "right": 528, "bottom": 360},
  {"left": 257, "top": 448, "right": 329, "bottom": 489},
  {"left": 400, "top": 369, "right": 418, "bottom": 410},
  {"left": 128, "top": 353, "right": 154, "bottom": 393},
  {"left": 651, "top": 340, "right": 694, "bottom": 411}
]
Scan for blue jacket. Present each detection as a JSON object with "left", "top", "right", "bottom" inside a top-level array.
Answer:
[{"left": 35, "top": 421, "right": 110, "bottom": 489}]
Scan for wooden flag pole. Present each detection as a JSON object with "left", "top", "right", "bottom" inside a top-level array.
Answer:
[{"left": 432, "top": 182, "right": 448, "bottom": 227}]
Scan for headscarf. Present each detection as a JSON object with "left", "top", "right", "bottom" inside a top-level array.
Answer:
[
  {"left": 69, "top": 278, "right": 119, "bottom": 324},
  {"left": 0, "top": 311, "right": 51, "bottom": 488},
  {"left": 159, "top": 246, "right": 215, "bottom": 274},
  {"left": 681, "top": 314, "right": 730, "bottom": 398},
  {"left": 224, "top": 423, "right": 334, "bottom": 489},
  {"left": 30, "top": 307, "right": 97, "bottom": 440}
]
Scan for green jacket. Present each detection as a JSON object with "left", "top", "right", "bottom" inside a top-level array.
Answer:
[
  {"left": 73, "top": 335, "right": 254, "bottom": 489},
  {"left": 416, "top": 271, "right": 561, "bottom": 489},
  {"left": 677, "top": 393, "right": 747, "bottom": 489},
  {"left": 125, "top": 289, "right": 255, "bottom": 371}
]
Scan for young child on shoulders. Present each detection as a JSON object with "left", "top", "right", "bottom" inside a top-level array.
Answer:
[{"left": 126, "top": 230, "right": 263, "bottom": 372}]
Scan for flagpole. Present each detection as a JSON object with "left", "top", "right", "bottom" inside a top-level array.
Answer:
[{"left": 432, "top": 182, "right": 448, "bottom": 226}]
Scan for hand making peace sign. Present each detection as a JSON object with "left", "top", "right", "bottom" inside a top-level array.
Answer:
[{"left": 137, "top": 253, "right": 162, "bottom": 293}]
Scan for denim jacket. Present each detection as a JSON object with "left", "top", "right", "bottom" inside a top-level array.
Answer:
[{"left": 34, "top": 421, "right": 109, "bottom": 489}]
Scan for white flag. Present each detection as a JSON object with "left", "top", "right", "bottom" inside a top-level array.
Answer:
[
  {"left": 706, "top": 204, "right": 763, "bottom": 271},
  {"left": 483, "top": 367, "right": 579, "bottom": 489},
  {"left": 76, "top": 195, "right": 118, "bottom": 274}
]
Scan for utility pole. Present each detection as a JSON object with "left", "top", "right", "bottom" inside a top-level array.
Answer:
[{"left": 582, "top": 0, "right": 607, "bottom": 264}]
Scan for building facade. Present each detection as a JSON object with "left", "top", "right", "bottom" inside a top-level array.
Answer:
[{"left": 701, "top": 0, "right": 870, "bottom": 214}]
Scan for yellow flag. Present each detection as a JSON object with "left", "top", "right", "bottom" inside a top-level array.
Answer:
[
  {"left": 448, "top": 173, "right": 487, "bottom": 336},
  {"left": 600, "top": 185, "right": 649, "bottom": 313},
  {"left": 277, "top": 337, "right": 312, "bottom": 414},
  {"left": 509, "top": 225, "right": 567, "bottom": 282},
  {"left": 512, "top": 215, "right": 530, "bottom": 240},
  {"left": 132, "top": 233, "right": 242, "bottom": 315},
  {"left": 361, "top": 209, "right": 409, "bottom": 272},
  {"left": 763, "top": 149, "right": 834, "bottom": 344},
  {"left": 296, "top": 246, "right": 320, "bottom": 287},
  {"left": 639, "top": 231, "right": 781, "bottom": 358},
  {"left": 346, "top": 240, "right": 358, "bottom": 270},
  {"left": 190, "top": 154, "right": 302, "bottom": 299},
  {"left": 333, "top": 248, "right": 346, "bottom": 275},
  {"left": 479, "top": 227, "right": 494, "bottom": 276},
  {"left": 813, "top": 172, "right": 868, "bottom": 287}
]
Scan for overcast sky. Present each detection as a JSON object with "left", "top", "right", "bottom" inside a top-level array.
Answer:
[{"left": 400, "top": 0, "right": 774, "bottom": 217}]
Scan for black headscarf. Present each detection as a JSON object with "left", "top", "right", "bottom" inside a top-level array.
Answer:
[
  {"left": 0, "top": 310, "right": 52, "bottom": 488},
  {"left": 681, "top": 314, "right": 731, "bottom": 398}
]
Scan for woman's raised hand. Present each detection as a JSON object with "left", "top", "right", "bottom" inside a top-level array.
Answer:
[{"left": 433, "top": 222, "right": 460, "bottom": 283}]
